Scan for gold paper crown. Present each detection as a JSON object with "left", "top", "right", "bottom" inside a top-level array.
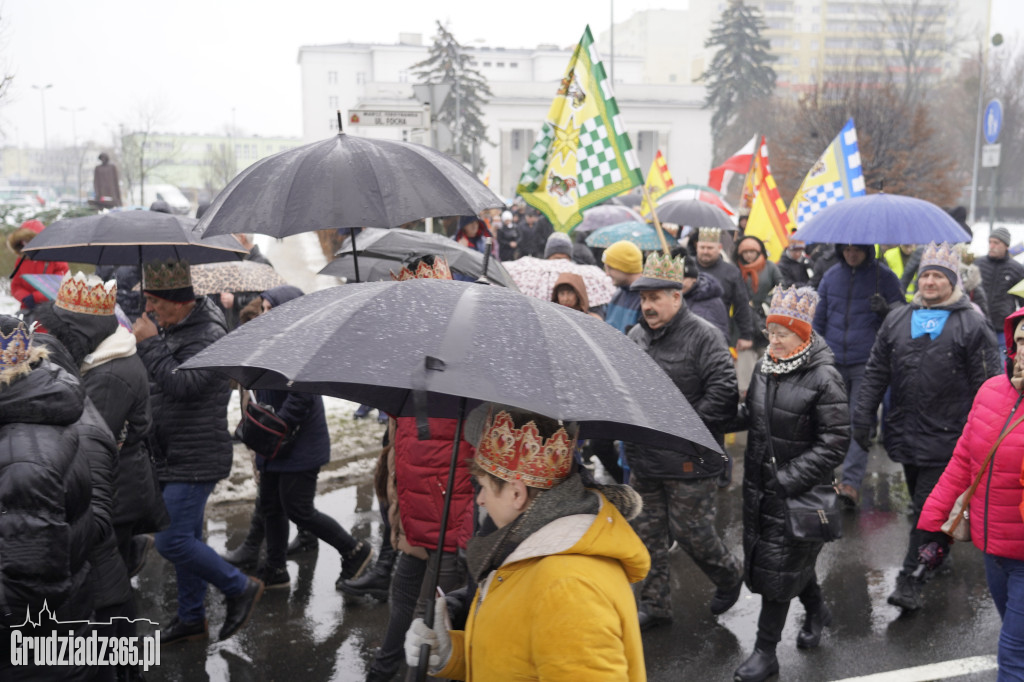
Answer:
[
  {"left": 768, "top": 285, "right": 818, "bottom": 324},
  {"left": 390, "top": 255, "right": 453, "bottom": 282},
  {"left": 55, "top": 272, "right": 117, "bottom": 316},
  {"left": 0, "top": 320, "right": 34, "bottom": 371},
  {"left": 143, "top": 259, "right": 192, "bottom": 291},
  {"left": 641, "top": 252, "right": 686, "bottom": 284},
  {"left": 697, "top": 227, "right": 722, "bottom": 243},
  {"left": 475, "top": 411, "right": 574, "bottom": 490},
  {"left": 919, "top": 241, "right": 960, "bottom": 276}
]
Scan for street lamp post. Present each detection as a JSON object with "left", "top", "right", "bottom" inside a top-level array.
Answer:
[
  {"left": 60, "top": 105, "right": 86, "bottom": 202},
  {"left": 32, "top": 84, "right": 53, "bottom": 150}
]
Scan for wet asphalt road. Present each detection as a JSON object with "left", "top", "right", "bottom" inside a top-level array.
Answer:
[{"left": 132, "top": 433, "right": 1002, "bottom": 682}]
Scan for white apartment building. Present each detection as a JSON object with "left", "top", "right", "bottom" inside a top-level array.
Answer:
[{"left": 297, "top": 34, "right": 714, "bottom": 199}]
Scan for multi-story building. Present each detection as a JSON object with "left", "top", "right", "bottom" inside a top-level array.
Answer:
[{"left": 297, "top": 34, "right": 714, "bottom": 199}]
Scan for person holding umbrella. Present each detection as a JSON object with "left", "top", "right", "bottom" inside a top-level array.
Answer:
[
  {"left": 404, "top": 405, "right": 650, "bottom": 680},
  {"left": 452, "top": 215, "right": 496, "bottom": 258},
  {"left": 625, "top": 252, "right": 743, "bottom": 630},
  {"left": 7, "top": 219, "right": 69, "bottom": 315},
  {"left": 732, "top": 286, "right": 849, "bottom": 682}
]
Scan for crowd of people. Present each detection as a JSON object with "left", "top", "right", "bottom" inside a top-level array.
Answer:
[{"left": 2, "top": 200, "right": 1024, "bottom": 682}]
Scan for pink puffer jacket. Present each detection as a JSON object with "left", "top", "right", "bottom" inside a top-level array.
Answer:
[{"left": 918, "top": 309, "right": 1024, "bottom": 558}]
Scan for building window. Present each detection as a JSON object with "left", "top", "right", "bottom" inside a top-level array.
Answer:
[
  {"left": 356, "top": 72, "right": 366, "bottom": 85},
  {"left": 496, "top": 61, "right": 505, "bottom": 67},
  {"left": 510, "top": 62, "right": 518, "bottom": 68},
  {"left": 483, "top": 61, "right": 491, "bottom": 67},
  {"left": 398, "top": 70, "right": 408, "bottom": 83},
  {"left": 327, "top": 71, "right": 338, "bottom": 84},
  {"left": 328, "top": 96, "right": 339, "bottom": 109},
  {"left": 512, "top": 130, "right": 521, "bottom": 150}
]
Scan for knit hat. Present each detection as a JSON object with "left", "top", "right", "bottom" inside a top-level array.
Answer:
[
  {"left": 918, "top": 241, "right": 960, "bottom": 285},
  {"left": 390, "top": 254, "right": 453, "bottom": 281},
  {"left": 766, "top": 286, "right": 818, "bottom": 342},
  {"left": 458, "top": 215, "right": 480, "bottom": 231},
  {"left": 601, "top": 240, "right": 643, "bottom": 274},
  {"left": 631, "top": 252, "right": 685, "bottom": 291},
  {"left": 142, "top": 259, "right": 194, "bottom": 303},
  {"left": 697, "top": 227, "right": 722, "bottom": 244},
  {"left": 474, "top": 408, "right": 577, "bottom": 490},
  {"left": 55, "top": 272, "right": 117, "bottom": 316},
  {"left": 991, "top": 227, "right": 1011, "bottom": 247},
  {"left": 682, "top": 255, "right": 699, "bottom": 279},
  {"left": 544, "top": 232, "right": 573, "bottom": 259}
]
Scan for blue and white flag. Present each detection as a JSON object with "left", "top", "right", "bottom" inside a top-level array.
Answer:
[{"left": 788, "top": 118, "right": 866, "bottom": 229}]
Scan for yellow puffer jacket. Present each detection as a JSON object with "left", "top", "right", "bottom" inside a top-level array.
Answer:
[{"left": 438, "top": 491, "right": 650, "bottom": 681}]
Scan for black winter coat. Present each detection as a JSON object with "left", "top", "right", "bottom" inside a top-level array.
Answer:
[
  {"left": 252, "top": 389, "right": 331, "bottom": 473},
  {"left": 626, "top": 302, "right": 738, "bottom": 479},
  {"left": 976, "top": 254, "right": 1024, "bottom": 332},
  {"left": 697, "top": 255, "right": 756, "bottom": 341},
  {"left": 684, "top": 271, "right": 729, "bottom": 342},
  {"left": 854, "top": 291, "right": 1000, "bottom": 467},
  {"left": 137, "top": 297, "right": 233, "bottom": 483},
  {"left": 777, "top": 253, "right": 811, "bottom": 287},
  {"left": 742, "top": 336, "right": 849, "bottom": 601}
]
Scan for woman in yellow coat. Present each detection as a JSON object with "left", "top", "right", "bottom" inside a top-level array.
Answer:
[{"left": 405, "top": 406, "right": 650, "bottom": 681}]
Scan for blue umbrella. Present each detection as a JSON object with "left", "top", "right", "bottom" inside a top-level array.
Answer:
[
  {"left": 585, "top": 221, "right": 678, "bottom": 250},
  {"left": 791, "top": 193, "right": 972, "bottom": 245}
]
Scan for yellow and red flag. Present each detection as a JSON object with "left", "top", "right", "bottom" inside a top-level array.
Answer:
[
  {"left": 639, "top": 150, "right": 675, "bottom": 217},
  {"left": 744, "top": 138, "right": 793, "bottom": 261}
]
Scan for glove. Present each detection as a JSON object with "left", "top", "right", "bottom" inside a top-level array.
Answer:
[
  {"left": 917, "top": 540, "right": 949, "bottom": 571},
  {"left": 852, "top": 426, "right": 872, "bottom": 452},
  {"left": 404, "top": 596, "right": 452, "bottom": 674},
  {"left": 869, "top": 294, "right": 889, "bottom": 316},
  {"left": 20, "top": 294, "right": 37, "bottom": 311}
]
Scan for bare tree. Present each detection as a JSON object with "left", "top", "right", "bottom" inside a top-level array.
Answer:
[{"left": 201, "top": 125, "right": 241, "bottom": 196}]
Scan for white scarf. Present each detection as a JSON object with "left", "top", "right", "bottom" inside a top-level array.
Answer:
[{"left": 81, "top": 326, "right": 137, "bottom": 374}]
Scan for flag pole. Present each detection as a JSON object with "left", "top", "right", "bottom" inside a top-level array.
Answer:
[{"left": 642, "top": 183, "right": 672, "bottom": 256}]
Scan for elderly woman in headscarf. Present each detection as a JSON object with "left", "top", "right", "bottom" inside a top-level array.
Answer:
[
  {"left": 404, "top": 405, "right": 650, "bottom": 680},
  {"left": 733, "top": 286, "right": 849, "bottom": 682}
]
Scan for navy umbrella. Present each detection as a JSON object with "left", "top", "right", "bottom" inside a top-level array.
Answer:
[{"left": 791, "top": 193, "right": 972, "bottom": 245}]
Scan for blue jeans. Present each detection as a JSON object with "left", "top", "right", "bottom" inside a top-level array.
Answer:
[
  {"left": 838, "top": 363, "right": 869, "bottom": 489},
  {"left": 986, "top": 554, "right": 1024, "bottom": 681},
  {"left": 155, "top": 482, "right": 249, "bottom": 623}
]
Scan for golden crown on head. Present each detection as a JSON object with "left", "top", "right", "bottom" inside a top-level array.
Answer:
[
  {"left": 55, "top": 272, "right": 117, "bottom": 316},
  {"left": 389, "top": 255, "right": 453, "bottom": 282},
  {"left": 0, "top": 320, "right": 34, "bottom": 371},
  {"left": 143, "top": 259, "right": 192, "bottom": 291},
  {"left": 475, "top": 411, "right": 575, "bottom": 490},
  {"left": 919, "top": 241, "right": 960, "bottom": 275},
  {"left": 768, "top": 285, "right": 819, "bottom": 324},
  {"left": 697, "top": 227, "right": 722, "bottom": 244},
  {"left": 641, "top": 252, "right": 686, "bottom": 284}
]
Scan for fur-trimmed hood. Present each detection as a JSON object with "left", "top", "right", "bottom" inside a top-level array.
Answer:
[{"left": 6, "top": 219, "right": 45, "bottom": 255}]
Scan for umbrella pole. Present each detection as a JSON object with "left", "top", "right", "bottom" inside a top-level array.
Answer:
[
  {"left": 642, "top": 185, "right": 672, "bottom": 256},
  {"left": 350, "top": 228, "right": 361, "bottom": 283},
  {"left": 481, "top": 237, "right": 492, "bottom": 277},
  {"left": 8, "top": 255, "right": 25, "bottom": 279},
  {"left": 415, "top": 396, "right": 468, "bottom": 682}
]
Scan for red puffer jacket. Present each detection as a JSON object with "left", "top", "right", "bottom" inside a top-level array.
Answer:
[
  {"left": 918, "top": 308, "right": 1024, "bottom": 559},
  {"left": 8, "top": 220, "right": 69, "bottom": 307},
  {"left": 394, "top": 417, "right": 475, "bottom": 552}
]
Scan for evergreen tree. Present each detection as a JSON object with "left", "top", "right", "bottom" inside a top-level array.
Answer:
[
  {"left": 413, "top": 21, "right": 493, "bottom": 173},
  {"left": 702, "top": 0, "right": 777, "bottom": 162}
]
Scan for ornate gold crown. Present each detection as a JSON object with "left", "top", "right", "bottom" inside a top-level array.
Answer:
[
  {"left": 143, "top": 259, "right": 192, "bottom": 291},
  {"left": 55, "top": 272, "right": 117, "bottom": 316},
  {"left": 475, "top": 411, "right": 574, "bottom": 490},
  {"left": 1, "top": 320, "right": 34, "bottom": 371},
  {"left": 768, "top": 285, "right": 818, "bottom": 324},
  {"left": 390, "top": 255, "right": 453, "bottom": 281},
  {"left": 697, "top": 227, "right": 722, "bottom": 244},
  {"left": 919, "top": 241, "right": 959, "bottom": 276},
  {"left": 641, "top": 252, "right": 686, "bottom": 284}
]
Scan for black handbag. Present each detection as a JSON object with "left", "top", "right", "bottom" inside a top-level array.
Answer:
[
  {"left": 765, "top": 377, "right": 842, "bottom": 543},
  {"left": 237, "top": 391, "right": 298, "bottom": 460}
]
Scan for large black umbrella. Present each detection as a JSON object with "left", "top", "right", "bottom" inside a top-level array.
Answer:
[
  {"left": 19, "top": 210, "right": 247, "bottom": 265},
  {"left": 655, "top": 199, "right": 736, "bottom": 230},
  {"left": 194, "top": 132, "right": 505, "bottom": 239},
  {"left": 318, "top": 227, "right": 518, "bottom": 288}
]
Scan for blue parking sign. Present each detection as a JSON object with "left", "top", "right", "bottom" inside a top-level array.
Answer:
[{"left": 984, "top": 100, "right": 1003, "bottom": 144}]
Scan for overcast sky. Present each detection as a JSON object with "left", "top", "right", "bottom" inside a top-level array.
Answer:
[{"left": 2, "top": 0, "right": 1021, "bottom": 149}]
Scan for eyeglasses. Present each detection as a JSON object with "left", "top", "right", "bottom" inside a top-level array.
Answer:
[{"left": 761, "top": 328, "right": 795, "bottom": 341}]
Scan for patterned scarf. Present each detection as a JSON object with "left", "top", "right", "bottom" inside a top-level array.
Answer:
[{"left": 761, "top": 334, "right": 814, "bottom": 375}]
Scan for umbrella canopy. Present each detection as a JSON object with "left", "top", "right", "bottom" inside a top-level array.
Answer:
[
  {"left": 319, "top": 254, "right": 415, "bottom": 283},
  {"left": 655, "top": 200, "right": 736, "bottom": 230},
  {"left": 318, "top": 227, "right": 518, "bottom": 288},
  {"left": 791, "top": 193, "right": 973, "bottom": 245},
  {"left": 21, "top": 273, "right": 132, "bottom": 329},
  {"left": 585, "top": 221, "right": 678, "bottom": 251},
  {"left": 20, "top": 211, "right": 247, "bottom": 265},
  {"left": 502, "top": 256, "right": 616, "bottom": 306},
  {"left": 573, "top": 205, "right": 644, "bottom": 237},
  {"left": 195, "top": 133, "right": 505, "bottom": 239},
  {"left": 658, "top": 184, "right": 736, "bottom": 216},
  {"left": 189, "top": 261, "right": 288, "bottom": 296},
  {"left": 180, "top": 279, "right": 720, "bottom": 453}
]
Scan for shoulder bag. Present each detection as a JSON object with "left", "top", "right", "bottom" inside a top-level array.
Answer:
[
  {"left": 765, "top": 376, "right": 842, "bottom": 542},
  {"left": 237, "top": 390, "right": 299, "bottom": 460}
]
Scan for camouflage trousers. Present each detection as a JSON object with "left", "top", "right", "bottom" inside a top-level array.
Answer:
[{"left": 631, "top": 474, "right": 742, "bottom": 619}]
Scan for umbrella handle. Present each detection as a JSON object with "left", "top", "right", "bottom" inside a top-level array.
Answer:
[
  {"left": 350, "top": 228, "right": 360, "bottom": 283},
  {"left": 414, "top": 396, "right": 467, "bottom": 682},
  {"left": 481, "top": 238, "right": 492, "bottom": 277}
]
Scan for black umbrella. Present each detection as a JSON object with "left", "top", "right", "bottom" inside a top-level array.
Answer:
[
  {"left": 655, "top": 199, "right": 736, "bottom": 230},
  {"left": 318, "top": 253, "right": 411, "bottom": 283},
  {"left": 19, "top": 210, "right": 247, "bottom": 265},
  {"left": 318, "top": 227, "right": 519, "bottom": 289}
]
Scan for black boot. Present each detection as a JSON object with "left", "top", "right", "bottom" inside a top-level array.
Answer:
[
  {"left": 734, "top": 648, "right": 779, "bottom": 682},
  {"left": 223, "top": 506, "right": 265, "bottom": 570},
  {"left": 286, "top": 527, "right": 319, "bottom": 556},
  {"left": 337, "top": 541, "right": 396, "bottom": 601},
  {"left": 887, "top": 572, "right": 923, "bottom": 611},
  {"left": 796, "top": 604, "right": 832, "bottom": 649}
]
